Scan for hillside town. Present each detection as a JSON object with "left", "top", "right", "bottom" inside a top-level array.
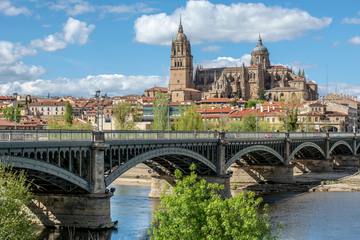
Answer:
[{"left": 0, "top": 91, "right": 358, "bottom": 133}]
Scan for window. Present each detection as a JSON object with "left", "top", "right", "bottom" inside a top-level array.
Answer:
[{"left": 177, "top": 80, "right": 180, "bottom": 84}]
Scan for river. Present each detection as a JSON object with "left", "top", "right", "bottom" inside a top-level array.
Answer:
[{"left": 40, "top": 184, "right": 360, "bottom": 239}]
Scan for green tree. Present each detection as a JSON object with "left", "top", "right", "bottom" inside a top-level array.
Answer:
[
  {"left": 0, "top": 165, "right": 36, "bottom": 240},
  {"left": 1, "top": 106, "right": 21, "bottom": 123},
  {"left": 241, "top": 115, "right": 257, "bottom": 131},
  {"left": 174, "top": 105, "right": 204, "bottom": 131},
  {"left": 283, "top": 108, "right": 299, "bottom": 132},
  {"left": 245, "top": 99, "right": 264, "bottom": 108},
  {"left": 152, "top": 93, "right": 169, "bottom": 130},
  {"left": 112, "top": 102, "right": 136, "bottom": 130},
  {"left": 150, "top": 165, "right": 276, "bottom": 240},
  {"left": 64, "top": 101, "right": 73, "bottom": 125}
]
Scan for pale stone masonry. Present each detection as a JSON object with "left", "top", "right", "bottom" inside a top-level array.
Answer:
[{"left": 169, "top": 21, "right": 319, "bottom": 103}]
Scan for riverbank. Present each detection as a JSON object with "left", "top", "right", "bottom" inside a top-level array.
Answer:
[
  {"left": 112, "top": 164, "right": 152, "bottom": 186},
  {"left": 113, "top": 164, "right": 360, "bottom": 194},
  {"left": 311, "top": 171, "right": 360, "bottom": 192}
]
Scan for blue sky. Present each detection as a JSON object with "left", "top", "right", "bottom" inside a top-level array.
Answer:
[{"left": 0, "top": 0, "right": 360, "bottom": 97}]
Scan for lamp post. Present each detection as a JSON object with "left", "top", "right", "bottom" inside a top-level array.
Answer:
[
  {"left": 13, "top": 92, "right": 18, "bottom": 130},
  {"left": 95, "top": 90, "right": 101, "bottom": 131}
]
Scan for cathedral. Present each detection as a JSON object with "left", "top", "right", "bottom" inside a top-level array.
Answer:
[{"left": 169, "top": 21, "right": 318, "bottom": 103}]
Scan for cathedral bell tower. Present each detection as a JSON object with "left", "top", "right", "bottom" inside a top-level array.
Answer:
[
  {"left": 169, "top": 19, "right": 193, "bottom": 91},
  {"left": 250, "top": 34, "right": 270, "bottom": 69}
]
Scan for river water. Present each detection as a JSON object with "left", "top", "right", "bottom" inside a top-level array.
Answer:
[
  {"left": 40, "top": 184, "right": 360, "bottom": 239},
  {"left": 110, "top": 185, "right": 360, "bottom": 240}
]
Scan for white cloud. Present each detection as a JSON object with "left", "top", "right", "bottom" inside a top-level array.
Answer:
[
  {"left": 134, "top": 0, "right": 332, "bottom": 45},
  {"left": 0, "top": 61, "right": 45, "bottom": 82},
  {"left": 30, "top": 17, "right": 95, "bottom": 51},
  {"left": 342, "top": 17, "right": 360, "bottom": 24},
  {"left": 349, "top": 36, "right": 360, "bottom": 45},
  {"left": 49, "top": 0, "right": 95, "bottom": 16},
  {"left": 100, "top": 3, "right": 156, "bottom": 15},
  {"left": 63, "top": 17, "right": 95, "bottom": 44},
  {"left": 319, "top": 83, "right": 360, "bottom": 98},
  {"left": 0, "top": 74, "right": 166, "bottom": 96},
  {"left": 30, "top": 34, "right": 66, "bottom": 52},
  {"left": 48, "top": 0, "right": 155, "bottom": 16},
  {"left": 0, "top": 41, "right": 36, "bottom": 64},
  {"left": 0, "top": 0, "right": 30, "bottom": 16},
  {"left": 200, "top": 55, "right": 251, "bottom": 68}
]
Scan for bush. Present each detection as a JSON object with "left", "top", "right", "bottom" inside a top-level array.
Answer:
[{"left": 150, "top": 165, "right": 276, "bottom": 240}]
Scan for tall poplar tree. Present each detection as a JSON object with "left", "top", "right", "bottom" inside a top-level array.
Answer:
[{"left": 152, "top": 93, "right": 169, "bottom": 130}]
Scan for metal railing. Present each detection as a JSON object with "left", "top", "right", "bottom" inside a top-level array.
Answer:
[
  {"left": 0, "top": 130, "right": 93, "bottom": 142},
  {"left": 0, "top": 130, "right": 356, "bottom": 142},
  {"left": 103, "top": 130, "right": 219, "bottom": 141},
  {"left": 225, "top": 132, "right": 286, "bottom": 139},
  {"left": 329, "top": 132, "right": 356, "bottom": 138},
  {"left": 289, "top": 132, "right": 327, "bottom": 139}
]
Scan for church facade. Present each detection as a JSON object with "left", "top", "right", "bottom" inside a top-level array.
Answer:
[{"left": 169, "top": 21, "right": 318, "bottom": 103}]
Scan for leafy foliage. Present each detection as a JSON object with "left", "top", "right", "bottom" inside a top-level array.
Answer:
[
  {"left": 245, "top": 99, "right": 263, "bottom": 108},
  {"left": 47, "top": 118, "right": 92, "bottom": 130},
  {"left": 64, "top": 101, "right": 73, "bottom": 125},
  {"left": 152, "top": 93, "right": 169, "bottom": 130},
  {"left": 226, "top": 115, "right": 271, "bottom": 132},
  {"left": 283, "top": 108, "right": 299, "bottom": 132},
  {"left": 150, "top": 166, "right": 276, "bottom": 240},
  {"left": 112, "top": 102, "right": 138, "bottom": 130},
  {"left": 1, "top": 106, "right": 21, "bottom": 123},
  {"left": 0, "top": 165, "right": 36, "bottom": 240},
  {"left": 174, "top": 105, "right": 204, "bottom": 131}
]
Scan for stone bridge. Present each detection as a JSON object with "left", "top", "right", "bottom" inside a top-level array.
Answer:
[{"left": 0, "top": 130, "right": 359, "bottom": 229}]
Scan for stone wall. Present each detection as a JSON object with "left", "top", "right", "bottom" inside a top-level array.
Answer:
[{"left": 30, "top": 193, "right": 114, "bottom": 229}]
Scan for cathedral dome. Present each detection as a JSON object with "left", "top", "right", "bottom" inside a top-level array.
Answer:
[
  {"left": 252, "top": 34, "right": 268, "bottom": 53},
  {"left": 175, "top": 19, "right": 187, "bottom": 41},
  {"left": 176, "top": 32, "right": 187, "bottom": 41}
]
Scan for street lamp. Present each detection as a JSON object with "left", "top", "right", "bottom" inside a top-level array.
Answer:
[
  {"left": 95, "top": 90, "right": 101, "bottom": 131},
  {"left": 13, "top": 92, "right": 18, "bottom": 130}
]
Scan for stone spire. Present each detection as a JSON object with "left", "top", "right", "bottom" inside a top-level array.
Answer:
[
  {"left": 178, "top": 15, "right": 183, "bottom": 33},
  {"left": 257, "top": 33, "right": 263, "bottom": 47}
]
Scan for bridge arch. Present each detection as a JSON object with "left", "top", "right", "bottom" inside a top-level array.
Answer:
[
  {"left": 225, "top": 145, "right": 285, "bottom": 170},
  {"left": 289, "top": 142, "right": 326, "bottom": 161},
  {"left": 105, "top": 147, "right": 217, "bottom": 186},
  {"left": 357, "top": 144, "right": 360, "bottom": 155},
  {"left": 0, "top": 156, "right": 91, "bottom": 192},
  {"left": 329, "top": 140, "right": 353, "bottom": 156}
]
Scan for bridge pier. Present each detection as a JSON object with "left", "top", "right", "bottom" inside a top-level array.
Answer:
[
  {"left": 292, "top": 159, "right": 333, "bottom": 174},
  {"left": 30, "top": 193, "right": 114, "bottom": 229},
  {"left": 333, "top": 155, "right": 360, "bottom": 171},
  {"left": 148, "top": 174, "right": 231, "bottom": 198},
  {"left": 230, "top": 164, "right": 294, "bottom": 184}
]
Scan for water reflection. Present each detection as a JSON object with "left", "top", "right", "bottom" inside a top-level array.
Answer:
[
  {"left": 110, "top": 184, "right": 158, "bottom": 240},
  {"left": 38, "top": 228, "right": 112, "bottom": 240},
  {"left": 38, "top": 184, "right": 157, "bottom": 240},
  {"left": 268, "top": 192, "right": 360, "bottom": 240},
  {"left": 39, "top": 186, "right": 360, "bottom": 240}
]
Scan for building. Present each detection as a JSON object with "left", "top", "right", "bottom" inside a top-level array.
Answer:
[
  {"left": 28, "top": 99, "right": 66, "bottom": 117},
  {"left": 144, "top": 87, "right": 168, "bottom": 98},
  {"left": 169, "top": 20, "right": 318, "bottom": 103}
]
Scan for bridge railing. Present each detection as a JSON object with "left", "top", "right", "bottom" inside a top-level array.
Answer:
[
  {"left": 225, "top": 132, "right": 286, "bottom": 139},
  {"left": 329, "top": 132, "right": 356, "bottom": 138},
  {"left": 103, "top": 130, "right": 219, "bottom": 140},
  {"left": 0, "top": 130, "right": 93, "bottom": 142},
  {"left": 289, "top": 132, "right": 327, "bottom": 139}
]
